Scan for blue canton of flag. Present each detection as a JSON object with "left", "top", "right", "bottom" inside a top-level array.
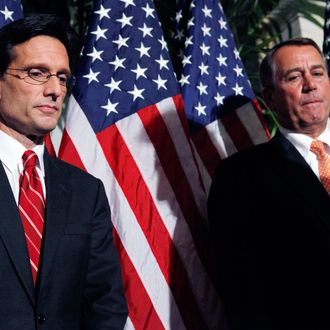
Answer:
[
  {"left": 0, "top": 0, "right": 22, "bottom": 27},
  {"left": 174, "top": 0, "right": 269, "bottom": 184},
  {"left": 73, "top": 0, "right": 179, "bottom": 133},
  {"left": 323, "top": 0, "right": 330, "bottom": 74}
]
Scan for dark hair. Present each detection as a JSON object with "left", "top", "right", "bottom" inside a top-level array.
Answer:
[
  {"left": 0, "top": 14, "right": 71, "bottom": 75},
  {"left": 259, "top": 37, "right": 326, "bottom": 89}
]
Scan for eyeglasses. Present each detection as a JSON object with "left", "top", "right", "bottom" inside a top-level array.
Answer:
[{"left": 5, "top": 67, "right": 76, "bottom": 89}]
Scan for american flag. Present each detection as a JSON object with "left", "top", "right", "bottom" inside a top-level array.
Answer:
[
  {"left": 323, "top": 0, "right": 330, "bottom": 73},
  {"left": 0, "top": 0, "right": 22, "bottom": 26},
  {"left": 175, "top": 0, "right": 269, "bottom": 190},
  {"left": 59, "top": 0, "right": 224, "bottom": 328}
]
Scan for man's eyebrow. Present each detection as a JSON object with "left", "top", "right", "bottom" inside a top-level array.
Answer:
[{"left": 283, "top": 64, "right": 325, "bottom": 76}]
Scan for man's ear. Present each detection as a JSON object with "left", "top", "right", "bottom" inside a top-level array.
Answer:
[{"left": 262, "top": 87, "right": 275, "bottom": 111}]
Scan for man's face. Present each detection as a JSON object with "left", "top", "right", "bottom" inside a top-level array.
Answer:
[
  {"left": 0, "top": 35, "right": 70, "bottom": 141},
  {"left": 264, "top": 45, "right": 330, "bottom": 138}
]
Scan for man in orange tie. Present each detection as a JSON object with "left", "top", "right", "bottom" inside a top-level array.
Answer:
[
  {"left": 208, "top": 38, "right": 330, "bottom": 329},
  {"left": 0, "top": 15, "right": 127, "bottom": 329}
]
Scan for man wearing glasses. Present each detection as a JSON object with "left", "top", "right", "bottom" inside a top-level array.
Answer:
[{"left": 0, "top": 15, "right": 128, "bottom": 329}]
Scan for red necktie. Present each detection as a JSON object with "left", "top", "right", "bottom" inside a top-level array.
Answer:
[
  {"left": 18, "top": 150, "right": 45, "bottom": 284},
  {"left": 310, "top": 140, "right": 330, "bottom": 195}
]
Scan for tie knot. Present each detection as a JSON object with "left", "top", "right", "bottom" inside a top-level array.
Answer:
[
  {"left": 22, "top": 150, "right": 38, "bottom": 169},
  {"left": 310, "top": 140, "right": 328, "bottom": 159}
]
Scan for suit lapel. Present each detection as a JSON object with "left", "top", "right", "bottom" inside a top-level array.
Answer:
[
  {"left": 0, "top": 163, "right": 35, "bottom": 304},
  {"left": 38, "top": 151, "right": 72, "bottom": 291},
  {"left": 272, "top": 133, "right": 330, "bottom": 227}
]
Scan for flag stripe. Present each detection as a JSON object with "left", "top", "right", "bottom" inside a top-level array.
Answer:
[
  {"left": 138, "top": 102, "right": 212, "bottom": 269},
  {"left": 112, "top": 231, "right": 164, "bottom": 330},
  {"left": 58, "top": 129, "right": 87, "bottom": 171},
  {"left": 98, "top": 117, "right": 208, "bottom": 329},
  {"left": 62, "top": 96, "right": 186, "bottom": 329}
]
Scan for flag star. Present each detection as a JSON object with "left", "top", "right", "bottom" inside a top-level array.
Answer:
[
  {"left": 120, "top": 0, "right": 136, "bottom": 8},
  {"left": 215, "top": 72, "right": 226, "bottom": 86},
  {"left": 142, "top": 3, "right": 155, "bottom": 18},
  {"left": 91, "top": 26, "right": 107, "bottom": 41},
  {"left": 217, "top": 54, "right": 227, "bottom": 66},
  {"left": 138, "top": 23, "right": 153, "bottom": 38},
  {"left": 87, "top": 47, "right": 103, "bottom": 63},
  {"left": 234, "top": 64, "right": 244, "bottom": 77},
  {"left": 177, "top": 49, "right": 184, "bottom": 60},
  {"left": 131, "top": 64, "right": 148, "bottom": 79},
  {"left": 195, "top": 102, "right": 207, "bottom": 116},
  {"left": 153, "top": 75, "right": 167, "bottom": 90},
  {"left": 113, "top": 35, "right": 129, "bottom": 49},
  {"left": 232, "top": 83, "right": 244, "bottom": 96},
  {"left": 156, "top": 55, "right": 169, "bottom": 70},
  {"left": 175, "top": 29, "right": 185, "bottom": 41},
  {"left": 200, "top": 43, "right": 210, "bottom": 56},
  {"left": 175, "top": 10, "right": 183, "bottom": 23},
  {"left": 83, "top": 68, "right": 100, "bottom": 84},
  {"left": 0, "top": 6, "right": 14, "bottom": 21},
  {"left": 214, "top": 92, "right": 225, "bottom": 106},
  {"left": 201, "top": 23, "right": 211, "bottom": 37},
  {"left": 179, "top": 74, "right": 190, "bottom": 86},
  {"left": 218, "top": 17, "right": 228, "bottom": 30},
  {"left": 202, "top": 5, "right": 212, "bottom": 18},
  {"left": 218, "top": 35, "right": 228, "bottom": 47},
  {"left": 185, "top": 35, "right": 193, "bottom": 48},
  {"left": 158, "top": 36, "right": 168, "bottom": 50},
  {"left": 128, "top": 84, "right": 145, "bottom": 101},
  {"left": 187, "top": 17, "right": 195, "bottom": 28},
  {"left": 199, "top": 62, "right": 209, "bottom": 75},
  {"left": 95, "top": 5, "right": 111, "bottom": 20},
  {"left": 234, "top": 48, "right": 240, "bottom": 59},
  {"left": 102, "top": 100, "right": 119, "bottom": 115},
  {"left": 105, "top": 77, "right": 122, "bottom": 93},
  {"left": 116, "top": 13, "right": 133, "bottom": 28},
  {"left": 182, "top": 55, "right": 192, "bottom": 67},
  {"left": 135, "top": 42, "right": 151, "bottom": 58},
  {"left": 190, "top": 1, "right": 196, "bottom": 9},
  {"left": 109, "top": 56, "right": 126, "bottom": 71},
  {"left": 196, "top": 82, "right": 208, "bottom": 95}
]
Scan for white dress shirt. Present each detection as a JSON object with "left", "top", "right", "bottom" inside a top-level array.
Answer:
[
  {"left": 0, "top": 130, "right": 46, "bottom": 204},
  {"left": 279, "top": 120, "right": 330, "bottom": 180}
]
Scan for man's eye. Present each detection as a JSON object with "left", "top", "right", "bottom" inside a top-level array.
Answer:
[
  {"left": 58, "top": 74, "right": 68, "bottom": 83},
  {"left": 29, "top": 69, "right": 45, "bottom": 78},
  {"left": 287, "top": 75, "right": 300, "bottom": 82}
]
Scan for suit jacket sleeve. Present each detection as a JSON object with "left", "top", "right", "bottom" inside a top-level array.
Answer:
[{"left": 81, "top": 179, "right": 128, "bottom": 329}]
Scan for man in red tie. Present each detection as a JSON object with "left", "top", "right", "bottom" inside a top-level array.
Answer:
[
  {"left": 208, "top": 38, "right": 330, "bottom": 329},
  {"left": 0, "top": 15, "right": 127, "bottom": 329}
]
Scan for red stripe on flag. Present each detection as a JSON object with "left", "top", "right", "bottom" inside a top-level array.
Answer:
[
  {"left": 251, "top": 99, "right": 271, "bottom": 139},
  {"left": 58, "top": 129, "right": 87, "bottom": 171},
  {"left": 138, "top": 103, "right": 213, "bottom": 272},
  {"left": 191, "top": 127, "right": 223, "bottom": 178},
  {"left": 44, "top": 133, "right": 56, "bottom": 157},
  {"left": 97, "top": 124, "right": 207, "bottom": 330},
  {"left": 221, "top": 110, "right": 254, "bottom": 150},
  {"left": 112, "top": 229, "right": 164, "bottom": 330}
]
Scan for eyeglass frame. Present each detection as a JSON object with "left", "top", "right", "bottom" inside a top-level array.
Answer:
[{"left": 4, "top": 67, "right": 76, "bottom": 89}]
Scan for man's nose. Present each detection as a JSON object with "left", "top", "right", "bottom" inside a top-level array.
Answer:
[
  {"left": 43, "top": 75, "right": 64, "bottom": 99},
  {"left": 302, "top": 73, "right": 317, "bottom": 92}
]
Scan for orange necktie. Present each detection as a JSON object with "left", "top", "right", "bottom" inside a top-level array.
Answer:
[
  {"left": 310, "top": 140, "right": 330, "bottom": 195},
  {"left": 18, "top": 150, "right": 45, "bottom": 284}
]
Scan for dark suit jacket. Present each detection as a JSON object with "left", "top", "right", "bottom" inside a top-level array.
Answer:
[
  {"left": 0, "top": 150, "right": 128, "bottom": 329},
  {"left": 208, "top": 133, "right": 330, "bottom": 330}
]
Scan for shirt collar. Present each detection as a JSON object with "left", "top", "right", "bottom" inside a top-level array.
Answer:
[
  {"left": 0, "top": 130, "right": 45, "bottom": 177},
  {"left": 278, "top": 120, "right": 330, "bottom": 157}
]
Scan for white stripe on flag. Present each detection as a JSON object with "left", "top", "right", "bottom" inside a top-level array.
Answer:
[{"left": 236, "top": 103, "right": 269, "bottom": 145}]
